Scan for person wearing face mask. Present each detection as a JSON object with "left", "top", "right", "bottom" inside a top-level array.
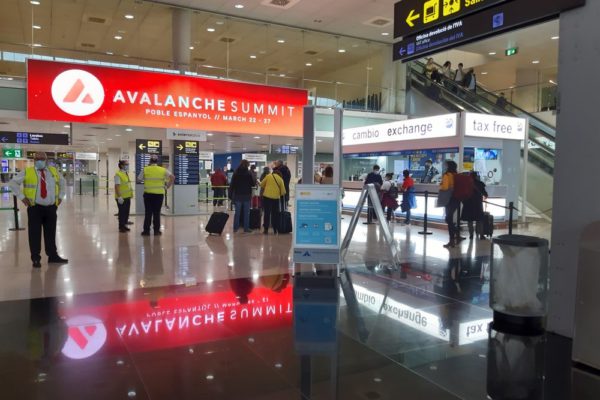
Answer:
[
  {"left": 114, "top": 160, "right": 133, "bottom": 233},
  {"left": 9, "top": 152, "right": 68, "bottom": 268},
  {"left": 137, "top": 154, "right": 174, "bottom": 236}
]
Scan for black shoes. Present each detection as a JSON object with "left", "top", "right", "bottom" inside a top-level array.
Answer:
[
  {"left": 141, "top": 231, "right": 151, "bottom": 236},
  {"left": 154, "top": 231, "right": 162, "bottom": 236},
  {"left": 126, "top": 221, "right": 134, "bottom": 225},
  {"left": 32, "top": 260, "right": 41, "bottom": 268},
  {"left": 48, "top": 256, "right": 68, "bottom": 264}
]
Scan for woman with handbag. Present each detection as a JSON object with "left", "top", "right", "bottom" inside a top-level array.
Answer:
[
  {"left": 400, "top": 170, "right": 417, "bottom": 225},
  {"left": 260, "top": 170, "right": 286, "bottom": 235},
  {"left": 439, "top": 161, "right": 459, "bottom": 248}
]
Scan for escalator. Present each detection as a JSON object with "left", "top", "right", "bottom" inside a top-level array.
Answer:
[{"left": 408, "top": 61, "right": 556, "bottom": 218}]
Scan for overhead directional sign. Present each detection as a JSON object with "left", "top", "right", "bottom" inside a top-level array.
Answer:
[
  {"left": 394, "top": 0, "right": 586, "bottom": 61},
  {"left": 0, "top": 131, "right": 69, "bottom": 145},
  {"left": 394, "top": 0, "right": 508, "bottom": 38}
]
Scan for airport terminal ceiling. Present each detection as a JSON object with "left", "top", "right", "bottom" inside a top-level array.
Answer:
[{"left": 0, "top": 0, "right": 393, "bottom": 85}]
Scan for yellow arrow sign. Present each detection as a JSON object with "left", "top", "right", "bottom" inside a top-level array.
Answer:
[
  {"left": 406, "top": 9, "right": 420, "bottom": 27},
  {"left": 138, "top": 143, "right": 146, "bottom": 151},
  {"left": 176, "top": 144, "right": 184, "bottom": 151}
]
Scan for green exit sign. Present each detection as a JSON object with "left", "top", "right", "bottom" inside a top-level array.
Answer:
[
  {"left": 2, "top": 149, "right": 22, "bottom": 158},
  {"left": 505, "top": 47, "right": 519, "bottom": 56}
]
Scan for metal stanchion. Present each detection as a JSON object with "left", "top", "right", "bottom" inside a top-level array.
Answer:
[
  {"left": 206, "top": 184, "right": 209, "bottom": 204},
  {"left": 92, "top": 179, "right": 96, "bottom": 197},
  {"left": 8, "top": 195, "right": 25, "bottom": 231},
  {"left": 106, "top": 178, "right": 109, "bottom": 196},
  {"left": 418, "top": 191, "right": 433, "bottom": 235},
  {"left": 509, "top": 201, "right": 514, "bottom": 235},
  {"left": 79, "top": 178, "right": 82, "bottom": 195}
]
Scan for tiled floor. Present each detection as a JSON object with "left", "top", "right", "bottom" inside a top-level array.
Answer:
[{"left": 0, "top": 191, "right": 598, "bottom": 399}]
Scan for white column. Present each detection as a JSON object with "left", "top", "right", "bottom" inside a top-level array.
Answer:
[
  {"left": 549, "top": 1, "right": 600, "bottom": 338},
  {"left": 172, "top": 8, "right": 191, "bottom": 73}
]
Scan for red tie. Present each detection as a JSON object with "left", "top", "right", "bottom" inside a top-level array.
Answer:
[{"left": 40, "top": 169, "right": 47, "bottom": 199}]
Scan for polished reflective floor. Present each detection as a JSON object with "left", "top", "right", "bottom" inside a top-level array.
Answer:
[{"left": 0, "top": 192, "right": 597, "bottom": 399}]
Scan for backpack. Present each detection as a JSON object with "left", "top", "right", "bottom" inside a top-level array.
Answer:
[
  {"left": 389, "top": 184, "right": 399, "bottom": 199},
  {"left": 453, "top": 174, "right": 474, "bottom": 201}
]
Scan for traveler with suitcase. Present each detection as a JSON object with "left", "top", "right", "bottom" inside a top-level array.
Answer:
[
  {"left": 260, "top": 170, "right": 286, "bottom": 235},
  {"left": 230, "top": 159, "right": 256, "bottom": 233},
  {"left": 460, "top": 171, "right": 489, "bottom": 240}
]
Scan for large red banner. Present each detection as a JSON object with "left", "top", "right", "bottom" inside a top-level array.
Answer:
[{"left": 27, "top": 60, "right": 308, "bottom": 137}]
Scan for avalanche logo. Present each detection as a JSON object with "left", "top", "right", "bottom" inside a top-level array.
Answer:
[
  {"left": 51, "top": 69, "right": 105, "bottom": 116},
  {"left": 61, "top": 315, "right": 108, "bottom": 360}
]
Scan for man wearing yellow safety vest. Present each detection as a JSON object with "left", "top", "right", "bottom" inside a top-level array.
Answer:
[
  {"left": 9, "top": 152, "right": 68, "bottom": 268},
  {"left": 137, "top": 154, "right": 174, "bottom": 236},
  {"left": 114, "top": 160, "right": 133, "bottom": 233}
]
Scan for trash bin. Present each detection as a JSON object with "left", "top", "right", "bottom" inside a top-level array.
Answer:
[{"left": 490, "top": 235, "right": 549, "bottom": 334}]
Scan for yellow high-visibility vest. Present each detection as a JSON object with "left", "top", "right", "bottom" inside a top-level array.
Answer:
[
  {"left": 23, "top": 166, "right": 60, "bottom": 205},
  {"left": 143, "top": 165, "right": 167, "bottom": 194},
  {"left": 115, "top": 170, "right": 133, "bottom": 199}
]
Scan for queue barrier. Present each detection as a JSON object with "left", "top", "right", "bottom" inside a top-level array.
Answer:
[
  {"left": 0, "top": 192, "right": 25, "bottom": 232},
  {"left": 77, "top": 177, "right": 99, "bottom": 196}
]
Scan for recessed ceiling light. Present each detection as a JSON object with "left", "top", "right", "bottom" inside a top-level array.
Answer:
[
  {"left": 30, "top": 0, "right": 40, "bottom": 4},
  {"left": 125, "top": 128, "right": 133, "bottom": 132},
  {"left": 228, "top": 140, "right": 235, "bottom": 143},
  {"left": 305, "top": 63, "right": 312, "bottom": 66},
  {"left": 481, "top": 72, "right": 488, "bottom": 75},
  {"left": 114, "top": 35, "right": 123, "bottom": 40},
  {"left": 32, "top": 43, "right": 42, "bottom": 47},
  {"left": 107, "top": 138, "right": 113, "bottom": 141},
  {"left": 124, "top": 14, "right": 134, "bottom": 20},
  {"left": 254, "top": 136, "right": 260, "bottom": 139},
  {"left": 532, "top": 60, "right": 540, "bottom": 64},
  {"left": 32, "top": 25, "right": 41, "bottom": 30},
  {"left": 489, "top": 52, "right": 496, "bottom": 55},
  {"left": 206, "top": 374, "right": 214, "bottom": 380},
  {"left": 115, "top": 134, "right": 121, "bottom": 137},
  {"left": 249, "top": 55, "right": 257, "bottom": 59},
  {"left": 317, "top": 139, "right": 323, "bottom": 143},
  {"left": 207, "top": 133, "right": 214, "bottom": 136},
  {"left": 551, "top": 36, "right": 559, "bottom": 40},
  {"left": 207, "top": 28, "right": 216, "bottom": 32},
  {"left": 234, "top": 4, "right": 244, "bottom": 9},
  {"left": 189, "top": 46, "right": 194, "bottom": 50},
  {"left": 277, "top": 39, "right": 285, "bottom": 44},
  {"left": 216, "top": 21, "right": 225, "bottom": 25},
  {"left": 63, "top": 124, "right": 70, "bottom": 128},
  {"left": 338, "top": 49, "right": 346, "bottom": 53},
  {"left": 279, "top": 74, "right": 286, "bottom": 77},
  {"left": 381, "top": 32, "right": 390, "bottom": 36}
]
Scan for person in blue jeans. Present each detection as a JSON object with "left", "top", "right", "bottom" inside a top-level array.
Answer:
[{"left": 230, "top": 159, "right": 256, "bottom": 233}]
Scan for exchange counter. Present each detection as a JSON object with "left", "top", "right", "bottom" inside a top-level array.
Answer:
[{"left": 342, "top": 181, "right": 509, "bottom": 221}]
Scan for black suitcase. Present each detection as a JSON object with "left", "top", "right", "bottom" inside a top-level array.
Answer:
[
  {"left": 277, "top": 211, "right": 293, "bottom": 234},
  {"left": 250, "top": 208, "right": 262, "bottom": 230},
  {"left": 206, "top": 212, "right": 229, "bottom": 235},
  {"left": 476, "top": 212, "right": 494, "bottom": 237}
]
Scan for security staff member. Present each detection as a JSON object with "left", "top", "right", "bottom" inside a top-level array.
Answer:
[
  {"left": 114, "top": 160, "right": 133, "bottom": 233},
  {"left": 9, "top": 152, "right": 68, "bottom": 268},
  {"left": 137, "top": 154, "right": 174, "bottom": 236}
]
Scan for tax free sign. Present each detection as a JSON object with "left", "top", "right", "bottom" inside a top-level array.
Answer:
[{"left": 464, "top": 113, "right": 526, "bottom": 140}]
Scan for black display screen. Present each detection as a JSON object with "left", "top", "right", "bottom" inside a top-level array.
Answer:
[
  {"left": 173, "top": 140, "right": 200, "bottom": 185},
  {"left": 394, "top": 0, "right": 585, "bottom": 62},
  {"left": 0, "top": 131, "right": 69, "bottom": 145},
  {"left": 135, "top": 139, "right": 163, "bottom": 178}
]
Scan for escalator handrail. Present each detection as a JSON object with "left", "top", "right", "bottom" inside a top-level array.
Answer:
[
  {"left": 408, "top": 65, "right": 556, "bottom": 161},
  {"left": 413, "top": 60, "right": 557, "bottom": 137}
]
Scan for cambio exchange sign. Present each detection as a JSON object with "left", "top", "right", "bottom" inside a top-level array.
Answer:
[
  {"left": 28, "top": 60, "right": 308, "bottom": 137},
  {"left": 342, "top": 113, "right": 458, "bottom": 147}
]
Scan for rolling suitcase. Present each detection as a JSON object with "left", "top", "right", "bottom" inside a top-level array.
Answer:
[
  {"left": 205, "top": 212, "right": 229, "bottom": 235},
  {"left": 476, "top": 212, "right": 494, "bottom": 237},
  {"left": 277, "top": 210, "right": 293, "bottom": 234},
  {"left": 250, "top": 208, "right": 262, "bottom": 230}
]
